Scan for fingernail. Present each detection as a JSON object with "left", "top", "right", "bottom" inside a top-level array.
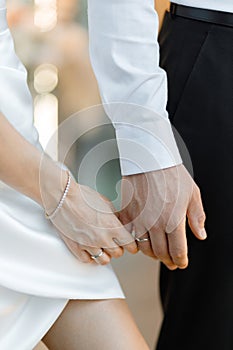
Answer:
[{"left": 199, "top": 228, "right": 207, "bottom": 239}]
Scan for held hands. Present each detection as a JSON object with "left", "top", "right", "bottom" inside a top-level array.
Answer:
[
  {"left": 118, "top": 164, "right": 207, "bottom": 270},
  {"left": 41, "top": 161, "right": 206, "bottom": 268}
]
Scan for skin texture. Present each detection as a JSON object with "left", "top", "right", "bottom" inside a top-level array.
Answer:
[
  {"left": 42, "top": 299, "right": 149, "bottom": 350},
  {"left": 0, "top": 110, "right": 206, "bottom": 347},
  {"left": 0, "top": 111, "right": 206, "bottom": 269},
  {"left": 118, "top": 165, "right": 207, "bottom": 270},
  {"left": 0, "top": 111, "right": 147, "bottom": 348},
  {"left": 44, "top": 178, "right": 138, "bottom": 265},
  {"left": 0, "top": 112, "right": 137, "bottom": 264}
]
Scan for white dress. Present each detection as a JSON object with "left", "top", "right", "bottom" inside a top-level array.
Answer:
[{"left": 0, "top": 2, "right": 124, "bottom": 349}]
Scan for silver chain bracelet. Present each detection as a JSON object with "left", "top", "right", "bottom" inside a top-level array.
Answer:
[{"left": 45, "top": 170, "right": 71, "bottom": 220}]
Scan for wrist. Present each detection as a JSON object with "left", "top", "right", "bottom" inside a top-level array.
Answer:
[
  {"left": 45, "top": 170, "right": 72, "bottom": 220},
  {"left": 38, "top": 156, "right": 69, "bottom": 212}
]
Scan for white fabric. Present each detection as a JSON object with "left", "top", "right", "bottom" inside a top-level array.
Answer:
[
  {"left": 174, "top": 0, "right": 233, "bottom": 13},
  {"left": 88, "top": 0, "right": 233, "bottom": 175},
  {"left": 88, "top": 0, "right": 183, "bottom": 175},
  {"left": 0, "top": 4, "right": 124, "bottom": 350}
]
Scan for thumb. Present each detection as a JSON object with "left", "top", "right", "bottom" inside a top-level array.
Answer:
[{"left": 187, "top": 185, "right": 207, "bottom": 240}]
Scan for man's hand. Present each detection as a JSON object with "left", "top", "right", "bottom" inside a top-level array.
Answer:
[{"left": 118, "top": 164, "right": 207, "bottom": 270}]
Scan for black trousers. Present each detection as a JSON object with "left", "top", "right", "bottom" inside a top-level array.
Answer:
[{"left": 156, "top": 12, "right": 233, "bottom": 350}]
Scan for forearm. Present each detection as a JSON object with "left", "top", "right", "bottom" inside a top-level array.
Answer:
[{"left": 0, "top": 112, "right": 66, "bottom": 207}]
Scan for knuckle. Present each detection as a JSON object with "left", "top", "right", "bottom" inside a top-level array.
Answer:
[
  {"left": 171, "top": 250, "right": 187, "bottom": 266},
  {"left": 154, "top": 247, "right": 167, "bottom": 259},
  {"left": 197, "top": 213, "right": 206, "bottom": 224},
  {"left": 147, "top": 218, "right": 159, "bottom": 231},
  {"left": 150, "top": 220, "right": 162, "bottom": 232},
  {"left": 173, "top": 252, "right": 187, "bottom": 262},
  {"left": 189, "top": 212, "right": 206, "bottom": 226},
  {"left": 193, "top": 184, "right": 201, "bottom": 196}
]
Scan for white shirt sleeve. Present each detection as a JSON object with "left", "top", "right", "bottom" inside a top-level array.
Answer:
[{"left": 87, "top": 0, "right": 182, "bottom": 175}]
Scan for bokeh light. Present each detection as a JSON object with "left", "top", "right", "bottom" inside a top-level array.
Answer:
[
  {"left": 34, "top": 94, "right": 58, "bottom": 159},
  {"left": 34, "top": 64, "right": 58, "bottom": 94},
  {"left": 34, "top": 0, "right": 57, "bottom": 32}
]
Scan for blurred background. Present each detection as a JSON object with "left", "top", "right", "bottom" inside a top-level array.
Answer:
[{"left": 6, "top": 0, "right": 170, "bottom": 349}]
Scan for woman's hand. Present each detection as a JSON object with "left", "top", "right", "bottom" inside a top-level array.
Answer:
[
  {"left": 41, "top": 168, "right": 138, "bottom": 265},
  {"left": 0, "top": 113, "right": 137, "bottom": 265}
]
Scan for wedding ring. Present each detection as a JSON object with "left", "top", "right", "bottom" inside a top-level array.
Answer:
[
  {"left": 90, "top": 249, "right": 104, "bottom": 260},
  {"left": 135, "top": 237, "right": 150, "bottom": 243}
]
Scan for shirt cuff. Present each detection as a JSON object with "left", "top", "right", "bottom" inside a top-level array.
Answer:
[{"left": 114, "top": 122, "right": 182, "bottom": 175}]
